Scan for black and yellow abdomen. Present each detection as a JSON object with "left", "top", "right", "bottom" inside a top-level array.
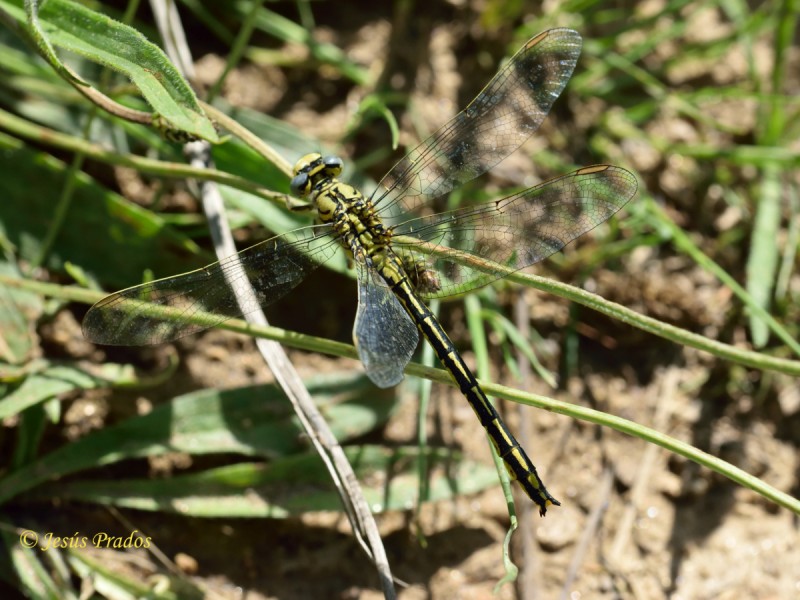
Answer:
[{"left": 380, "top": 253, "right": 559, "bottom": 515}]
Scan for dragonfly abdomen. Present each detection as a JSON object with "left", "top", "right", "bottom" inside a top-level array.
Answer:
[{"left": 384, "top": 260, "right": 559, "bottom": 515}]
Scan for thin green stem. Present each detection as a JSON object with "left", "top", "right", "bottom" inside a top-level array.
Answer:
[
  {"left": 479, "top": 378, "right": 800, "bottom": 516},
  {"left": 202, "top": 101, "right": 294, "bottom": 178},
  {"left": 393, "top": 235, "right": 800, "bottom": 376},
  {"left": 465, "top": 294, "right": 520, "bottom": 585},
  {"left": 0, "top": 106, "right": 287, "bottom": 205},
  {"left": 3, "top": 274, "right": 796, "bottom": 515},
  {"left": 647, "top": 198, "right": 800, "bottom": 357}
]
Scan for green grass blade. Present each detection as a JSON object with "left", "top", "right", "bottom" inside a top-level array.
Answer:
[
  {"left": 648, "top": 197, "right": 800, "bottom": 356},
  {"left": 2, "top": 529, "right": 69, "bottom": 599},
  {"left": 775, "top": 183, "right": 798, "bottom": 300},
  {"left": 31, "top": 446, "right": 498, "bottom": 517},
  {"left": 0, "top": 364, "right": 117, "bottom": 421},
  {"left": 746, "top": 163, "right": 782, "bottom": 346},
  {"left": 0, "top": 373, "right": 395, "bottom": 502},
  {"left": 0, "top": 262, "right": 39, "bottom": 365}
]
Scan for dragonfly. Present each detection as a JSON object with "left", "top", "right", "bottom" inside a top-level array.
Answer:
[{"left": 82, "top": 28, "right": 637, "bottom": 515}]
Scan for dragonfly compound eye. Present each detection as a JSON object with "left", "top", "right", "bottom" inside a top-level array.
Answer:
[
  {"left": 290, "top": 172, "right": 310, "bottom": 196},
  {"left": 323, "top": 156, "right": 344, "bottom": 175}
]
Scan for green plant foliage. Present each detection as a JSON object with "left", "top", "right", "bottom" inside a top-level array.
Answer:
[
  {"left": 3, "top": 0, "right": 218, "bottom": 141},
  {"left": 0, "top": 136, "right": 210, "bottom": 287}
]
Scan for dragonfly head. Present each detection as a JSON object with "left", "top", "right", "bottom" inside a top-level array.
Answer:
[{"left": 290, "top": 153, "right": 344, "bottom": 197}]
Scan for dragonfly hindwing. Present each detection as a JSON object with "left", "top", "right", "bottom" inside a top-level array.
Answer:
[{"left": 353, "top": 265, "right": 419, "bottom": 388}]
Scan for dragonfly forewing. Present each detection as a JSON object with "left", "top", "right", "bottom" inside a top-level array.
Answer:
[
  {"left": 391, "top": 165, "right": 638, "bottom": 299},
  {"left": 372, "top": 28, "right": 582, "bottom": 223},
  {"left": 353, "top": 264, "right": 419, "bottom": 388},
  {"left": 82, "top": 225, "right": 340, "bottom": 346}
]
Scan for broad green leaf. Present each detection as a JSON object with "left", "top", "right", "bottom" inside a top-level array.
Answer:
[
  {"left": 212, "top": 138, "right": 291, "bottom": 196},
  {"left": 2, "top": 0, "right": 217, "bottom": 141},
  {"left": 0, "top": 373, "right": 396, "bottom": 502},
  {"left": 36, "top": 446, "right": 500, "bottom": 516}
]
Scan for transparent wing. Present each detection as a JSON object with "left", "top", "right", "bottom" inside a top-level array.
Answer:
[
  {"left": 391, "top": 165, "right": 638, "bottom": 298},
  {"left": 353, "top": 264, "right": 419, "bottom": 388},
  {"left": 82, "top": 225, "right": 340, "bottom": 346},
  {"left": 371, "top": 28, "right": 582, "bottom": 223}
]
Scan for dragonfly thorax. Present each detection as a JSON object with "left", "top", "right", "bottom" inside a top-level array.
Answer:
[{"left": 291, "top": 153, "right": 393, "bottom": 264}]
